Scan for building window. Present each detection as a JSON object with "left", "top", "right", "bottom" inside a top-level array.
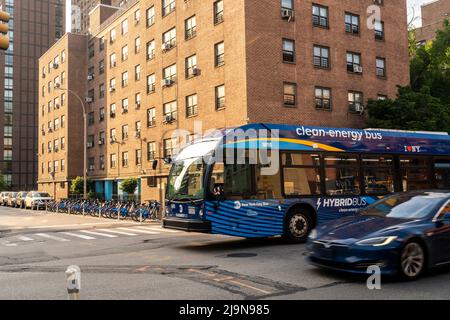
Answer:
[
  {"left": 122, "top": 125, "right": 129, "bottom": 140},
  {"left": 282, "top": 39, "right": 295, "bottom": 63},
  {"left": 99, "top": 83, "right": 105, "bottom": 98},
  {"left": 61, "top": 115, "right": 65, "bottom": 128},
  {"left": 110, "top": 53, "right": 117, "bottom": 68},
  {"left": 147, "top": 142, "right": 156, "bottom": 160},
  {"left": 135, "top": 121, "right": 141, "bottom": 135},
  {"left": 122, "top": 71, "right": 129, "bottom": 87},
  {"left": 87, "top": 135, "right": 94, "bottom": 149},
  {"left": 163, "top": 101, "right": 177, "bottom": 122},
  {"left": 99, "top": 37, "right": 105, "bottom": 51},
  {"left": 163, "top": 64, "right": 177, "bottom": 83},
  {"left": 135, "top": 64, "right": 141, "bottom": 81},
  {"left": 215, "top": 85, "right": 225, "bottom": 109},
  {"left": 346, "top": 52, "right": 362, "bottom": 73},
  {"left": 110, "top": 29, "right": 116, "bottom": 43},
  {"left": 135, "top": 93, "right": 142, "bottom": 108},
  {"left": 110, "top": 128, "right": 117, "bottom": 142},
  {"left": 185, "top": 55, "right": 198, "bottom": 78},
  {"left": 283, "top": 83, "right": 297, "bottom": 107},
  {"left": 61, "top": 159, "right": 65, "bottom": 172},
  {"left": 146, "top": 6, "right": 155, "bottom": 26},
  {"left": 110, "top": 154, "right": 117, "bottom": 168},
  {"left": 99, "top": 131, "right": 105, "bottom": 145},
  {"left": 377, "top": 94, "right": 388, "bottom": 100},
  {"left": 348, "top": 91, "right": 364, "bottom": 113},
  {"left": 110, "top": 78, "right": 116, "bottom": 91},
  {"left": 122, "top": 98, "right": 129, "bottom": 114},
  {"left": 312, "top": 4, "right": 328, "bottom": 28},
  {"left": 110, "top": 103, "right": 117, "bottom": 118},
  {"left": 88, "top": 112, "right": 95, "bottom": 126},
  {"left": 135, "top": 37, "right": 141, "bottom": 53},
  {"left": 282, "top": 0, "right": 293, "bottom": 10},
  {"left": 99, "top": 108, "right": 105, "bottom": 121},
  {"left": 313, "top": 45, "right": 330, "bottom": 68},
  {"left": 162, "top": 0, "right": 176, "bottom": 17},
  {"left": 162, "top": 28, "right": 176, "bottom": 50},
  {"left": 376, "top": 57, "right": 386, "bottom": 78},
  {"left": 147, "top": 74, "right": 156, "bottom": 93},
  {"left": 186, "top": 94, "right": 198, "bottom": 117},
  {"left": 374, "top": 20, "right": 384, "bottom": 40},
  {"left": 134, "top": 9, "right": 141, "bottom": 24},
  {"left": 99, "top": 60, "right": 105, "bottom": 74},
  {"left": 88, "top": 44, "right": 95, "bottom": 58},
  {"left": 121, "top": 45, "right": 128, "bottom": 61},
  {"left": 61, "top": 137, "right": 65, "bottom": 150},
  {"left": 147, "top": 108, "right": 156, "bottom": 127},
  {"left": 214, "top": 1, "right": 224, "bottom": 24},
  {"left": 88, "top": 158, "right": 95, "bottom": 171},
  {"left": 146, "top": 40, "right": 155, "bottom": 60},
  {"left": 345, "top": 13, "right": 359, "bottom": 34},
  {"left": 100, "top": 155, "right": 105, "bottom": 170},
  {"left": 215, "top": 42, "right": 225, "bottom": 67},
  {"left": 163, "top": 138, "right": 176, "bottom": 158},
  {"left": 185, "top": 16, "right": 197, "bottom": 40},
  {"left": 315, "top": 87, "right": 332, "bottom": 110},
  {"left": 121, "top": 19, "right": 128, "bottom": 35},
  {"left": 136, "top": 149, "right": 142, "bottom": 166}
]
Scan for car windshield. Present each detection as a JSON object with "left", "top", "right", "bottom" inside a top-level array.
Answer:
[
  {"left": 34, "top": 192, "right": 50, "bottom": 197},
  {"left": 166, "top": 157, "right": 205, "bottom": 201},
  {"left": 359, "top": 193, "right": 448, "bottom": 219}
]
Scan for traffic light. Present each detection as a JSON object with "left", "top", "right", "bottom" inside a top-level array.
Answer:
[{"left": 0, "top": 10, "right": 10, "bottom": 51}]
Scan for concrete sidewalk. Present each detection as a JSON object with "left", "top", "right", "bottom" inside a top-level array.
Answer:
[{"left": 0, "top": 206, "right": 161, "bottom": 237}]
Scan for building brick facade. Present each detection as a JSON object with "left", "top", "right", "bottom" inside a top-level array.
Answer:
[
  {"left": 415, "top": 0, "right": 450, "bottom": 43},
  {"left": 38, "top": 0, "right": 410, "bottom": 201}
]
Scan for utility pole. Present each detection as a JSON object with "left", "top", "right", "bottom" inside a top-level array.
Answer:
[{"left": 0, "top": 9, "right": 10, "bottom": 51}]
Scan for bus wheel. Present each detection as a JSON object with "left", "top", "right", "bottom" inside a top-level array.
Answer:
[{"left": 283, "top": 209, "right": 312, "bottom": 244}]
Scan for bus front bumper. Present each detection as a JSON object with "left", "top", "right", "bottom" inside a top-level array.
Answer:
[{"left": 163, "top": 218, "right": 211, "bottom": 232}]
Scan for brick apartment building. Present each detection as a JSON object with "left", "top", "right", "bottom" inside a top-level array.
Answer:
[
  {"left": 415, "top": 0, "right": 450, "bottom": 44},
  {"left": 38, "top": 0, "right": 410, "bottom": 201}
]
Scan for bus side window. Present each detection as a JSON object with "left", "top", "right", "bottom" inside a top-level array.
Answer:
[
  {"left": 324, "top": 154, "right": 361, "bottom": 196},
  {"left": 255, "top": 164, "right": 282, "bottom": 199},
  {"left": 435, "top": 158, "right": 450, "bottom": 189},
  {"left": 224, "top": 164, "right": 254, "bottom": 200},
  {"left": 400, "top": 157, "right": 432, "bottom": 191},
  {"left": 362, "top": 155, "right": 394, "bottom": 195}
]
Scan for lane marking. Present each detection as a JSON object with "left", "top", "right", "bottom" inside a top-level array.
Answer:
[
  {"left": 17, "top": 235, "right": 34, "bottom": 241},
  {"left": 60, "top": 232, "right": 96, "bottom": 240},
  {"left": 227, "top": 279, "right": 272, "bottom": 295},
  {"left": 0, "top": 241, "right": 17, "bottom": 247},
  {"left": 34, "top": 233, "right": 70, "bottom": 242},
  {"left": 79, "top": 230, "right": 118, "bottom": 238},
  {"left": 135, "top": 226, "right": 179, "bottom": 233},
  {"left": 117, "top": 227, "right": 158, "bottom": 234},
  {"left": 97, "top": 228, "right": 137, "bottom": 236}
]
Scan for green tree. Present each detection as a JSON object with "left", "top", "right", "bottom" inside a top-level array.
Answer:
[
  {"left": 367, "top": 20, "right": 450, "bottom": 132},
  {"left": 0, "top": 173, "right": 7, "bottom": 191},
  {"left": 70, "top": 177, "right": 93, "bottom": 197},
  {"left": 120, "top": 178, "right": 138, "bottom": 200}
]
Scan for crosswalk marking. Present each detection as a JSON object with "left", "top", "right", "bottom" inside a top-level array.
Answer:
[
  {"left": 79, "top": 230, "right": 118, "bottom": 238},
  {"left": 117, "top": 227, "right": 158, "bottom": 234},
  {"left": 135, "top": 226, "right": 179, "bottom": 233},
  {"left": 97, "top": 228, "right": 137, "bottom": 236},
  {"left": 60, "top": 232, "right": 96, "bottom": 240},
  {"left": 17, "top": 235, "right": 34, "bottom": 241},
  {"left": 34, "top": 233, "right": 70, "bottom": 242}
]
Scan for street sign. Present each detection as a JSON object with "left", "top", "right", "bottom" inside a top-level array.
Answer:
[{"left": 0, "top": 10, "right": 10, "bottom": 51}]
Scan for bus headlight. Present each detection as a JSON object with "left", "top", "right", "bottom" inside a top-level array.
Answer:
[{"left": 355, "top": 236, "right": 398, "bottom": 247}]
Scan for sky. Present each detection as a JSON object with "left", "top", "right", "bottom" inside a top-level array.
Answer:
[{"left": 65, "top": 0, "right": 432, "bottom": 32}]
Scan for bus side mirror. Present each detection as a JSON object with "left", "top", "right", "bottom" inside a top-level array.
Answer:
[{"left": 152, "top": 160, "right": 158, "bottom": 170}]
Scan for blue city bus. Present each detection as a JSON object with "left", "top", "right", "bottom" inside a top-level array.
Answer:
[{"left": 162, "top": 124, "right": 450, "bottom": 243}]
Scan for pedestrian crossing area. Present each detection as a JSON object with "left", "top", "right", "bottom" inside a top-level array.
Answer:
[{"left": 0, "top": 225, "right": 182, "bottom": 247}]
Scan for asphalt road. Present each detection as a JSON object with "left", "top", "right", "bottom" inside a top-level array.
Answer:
[{"left": 1, "top": 205, "right": 450, "bottom": 300}]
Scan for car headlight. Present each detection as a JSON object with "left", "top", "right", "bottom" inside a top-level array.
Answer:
[
  {"left": 355, "top": 236, "right": 398, "bottom": 247},
  {"left": 308, "top": 229, "right": 318, "bottom": 240}
]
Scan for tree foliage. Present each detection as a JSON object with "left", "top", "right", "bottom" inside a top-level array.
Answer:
[
  {"left": 70, "top": 177, "right": 93, "bottom": 196},
  {"left": 367, "top": 20, "right": 450, "bottom": 133},
  {"left": 120, "top": 178, "right": 138, "bottom": 196},
  {"left": 0, "top": 174, "right": 7, "bottom": 191}
]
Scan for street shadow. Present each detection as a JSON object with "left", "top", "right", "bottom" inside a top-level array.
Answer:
[{"left": 176, "top": 236, "right": 291, "bottom": 252}]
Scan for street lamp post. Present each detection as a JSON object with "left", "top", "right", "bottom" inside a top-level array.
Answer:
[{"left": 55, "top": 84, "right": 88, "bottom": 199}]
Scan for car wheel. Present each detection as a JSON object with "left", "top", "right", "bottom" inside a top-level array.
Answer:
[
  {"left": 283, "top": 209, "right": 313, "bottom": 244},
  {"left": 399, "top": 241, "right": 426, "bottom": 280}
]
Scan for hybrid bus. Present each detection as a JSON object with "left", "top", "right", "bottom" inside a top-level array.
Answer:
[{"left": 162, "top": 124, "right": 450, "bottom": 243}]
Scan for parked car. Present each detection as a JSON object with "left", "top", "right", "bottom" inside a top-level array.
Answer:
[
  {"left": 0, "top": 192, "right": 10, "bottom": 206},
  {"left": 6, "top": 192, "right": 18, "bottom": 207},
  {"left": 308, "top": 191, "right": 450, "bottom": 280},
  {"left": 14, "top": 191, "right": 28, "bottom": 208},
  {"left": 24, "top": 191, "right": 52, "bottom": 210}
]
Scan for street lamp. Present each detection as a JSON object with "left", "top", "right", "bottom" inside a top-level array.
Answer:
[{"left": 55, "top": 84, "right": 88, "bottom": 199}]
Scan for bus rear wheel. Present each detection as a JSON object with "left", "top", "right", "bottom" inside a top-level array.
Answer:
[{"left": 283, "top": 209, "right": 313, "bottom": 244}]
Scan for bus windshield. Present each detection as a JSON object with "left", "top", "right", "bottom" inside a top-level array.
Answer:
[{"left": 166, "top": 157, "right": 205, "bottom": 201}]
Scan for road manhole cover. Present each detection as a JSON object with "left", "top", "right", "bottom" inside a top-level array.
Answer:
[{"left": 226, "top": 253, "right": 257, "bottom": 258}]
